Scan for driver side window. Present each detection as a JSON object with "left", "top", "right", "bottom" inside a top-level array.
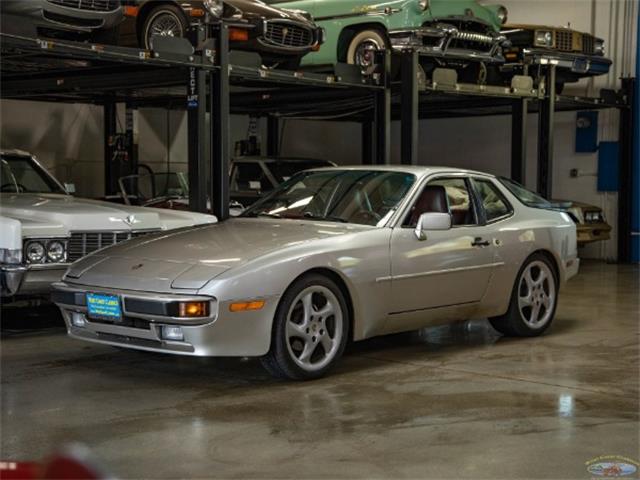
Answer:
[{"left": 404, "top": 177, "right": 478, "bottom": 227}]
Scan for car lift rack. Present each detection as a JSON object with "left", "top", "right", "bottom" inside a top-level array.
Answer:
[{"left": 0, "top": 27, "right": 632, "bottom": 259}]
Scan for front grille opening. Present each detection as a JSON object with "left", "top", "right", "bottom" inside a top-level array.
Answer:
[
  {"left": 555, "top": 31, "right": 573, "bottom": 51},
  {"left": 46, "top": 0, "right": 120, "bottom": 12},
  {"left": 68, "top": 231, "right": 153, "bottom": 262},
  {"left": 264, "top": 22, "right": 313, "bottom": 48},
  {"left": 42, "top": 11, "right": 103, "bottom": 27},
  {"left": 89, "top": 316, "right": 152, "bottom": 330}
]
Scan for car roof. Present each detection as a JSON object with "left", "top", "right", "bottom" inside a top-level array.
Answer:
[
  {"left": 303, "top": 165, "right": 497, "bottom": 178},
  {"left": 233, "top": 157, "right": 335, "bottom": 164}
]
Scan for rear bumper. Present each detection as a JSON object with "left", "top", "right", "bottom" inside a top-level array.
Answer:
[
  {"left": 52, "top": 282, "right": 278, "bottom": 357},
  {"left": 389, "top": 24, "right": 506, "bottom": 64},
  {"left": 520, "top": 49, "right": 612, "bottom": 76}
]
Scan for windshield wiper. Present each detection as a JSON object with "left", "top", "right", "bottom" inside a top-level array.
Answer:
[{"left": 302, "top": 212, "right": 349, "bottom": 223}]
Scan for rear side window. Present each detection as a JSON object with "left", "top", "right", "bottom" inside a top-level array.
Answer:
[{"left": 472, "top": 178, "right": 513, "bottom": 222}]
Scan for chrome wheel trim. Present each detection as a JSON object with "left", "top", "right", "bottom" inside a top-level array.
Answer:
[
  {"left": 354, "top": 38, "right": 383, "bottom": 68},
  {"left": 518, "top": 261, "right": 556, "bottom": 329},
  {"left": 285, "top": 285, "right": 343, "bottom": 372},
  {"left": 146, "top": 11, "right": 184, "bottom": 48}
]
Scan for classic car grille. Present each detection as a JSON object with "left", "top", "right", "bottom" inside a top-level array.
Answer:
[
  {"left": 46, "top": 0, "right": 120, "bottom": 12},
  {"left": 554, "top": 30, "right": 595, "bottom": 54},
  {"left": 67, "top": 231, "right": 152, "bottom": 262},
  {"left": 264, "top": 22, "right": 313, "bottom": 48}
]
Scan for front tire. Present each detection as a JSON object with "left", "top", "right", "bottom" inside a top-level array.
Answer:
[
  {"left": 346, "top": 29, "right": 388, "bottom": 70},
  {"left": 261, "top": 273, "right": 349, "bottom": 380},
  {"left": 140, "top": 5, "right": 189, "bottom": 50},
  {"left": 489, "top": 253, "right": 559, "bottom": 337}
]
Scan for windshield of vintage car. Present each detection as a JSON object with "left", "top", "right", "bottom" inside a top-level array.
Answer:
[
  {"left": 0, "top": 156, "right": 65, "bottom": 194},
  {"left": 499, "top": 177, "right": 552, "bottom": 208},
  {"left": 242, "top": 170, "right": 417, "bottom": 226},
  {"left": 120, "top": 173, "right": 188, "bottom": 202}
]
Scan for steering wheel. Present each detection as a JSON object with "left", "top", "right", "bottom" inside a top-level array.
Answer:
[
  {"left": 0, "top": 183, "right": 27, "bottom": 193},
  {"left": 351, "top": 210, "right": 381, "bottom": 225}
]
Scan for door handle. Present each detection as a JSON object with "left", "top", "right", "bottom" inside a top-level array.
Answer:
[{"left": 472, "top": 237, "right": 490, "bottom": 247}]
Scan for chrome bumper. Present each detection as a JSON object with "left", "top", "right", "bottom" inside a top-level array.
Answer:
[
  {"left": 390, "top": 24, "right": 507, "bottom": 64},
  {"left": 522, "top": 49, "right": 612, "bottom": 76},
  {"left": 2, "top": 0, "right": 123, "bottom": 33},
  {"left": 1, "top": 264, "right": 67, "bottom": 297},
  {"left": 52, "top": 282, "right": 279, "bottom": 357}
]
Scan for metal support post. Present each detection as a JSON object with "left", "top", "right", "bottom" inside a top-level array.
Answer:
[
  {"left": 267, "top": 115, "right": 279, "bottom": 156},
  {"left": 187, "top": 66, "right": 208, "bottom": 213},
  {"left": 537, "top": 65, "right": 556, "bottom": 198},
  {"left": 374, "top": 49, "right": 391, "bottom": 165},
  {"left": 401, "top": 50, "right": 419, "bottom": 165},
  {"left": 103, "top": 101, "right": 117, "bottom": 196},
  {"left": 211, "top": 24, "right": 230, "bottom": 221},
  {"left": 511, "top": 98, "right": 528, "bottom": 184},
  {"left": 361, "top": 119, "right": 374, "bottom": 165}
]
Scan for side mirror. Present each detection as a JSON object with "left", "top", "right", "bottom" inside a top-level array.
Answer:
[
  {"left": 64, "top": 183, "right": 76, "bottom": 195},
  {"left": 414, "top": 212, "right": 451, "bottom": 241}
]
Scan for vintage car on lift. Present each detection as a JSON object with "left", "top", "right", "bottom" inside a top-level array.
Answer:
[
  {"left": 1, "top": 0, "right": 124, "bottom": 43},
  {"left": 261, "top": 0, "right": 509, "bottom": 77},
  {"left": 498, "top": 24, "right": 612, "bottom": 92},
  {"left": 53, "top": 166, "right": 579, "bottom": 380},
  {"left": 0, "top": 151, "right": 216, "bottom": 300},
  {"left": 118, "top": 0, "right": 324, "bottom": 69}
]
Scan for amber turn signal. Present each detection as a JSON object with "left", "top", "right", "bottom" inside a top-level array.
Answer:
[
  {"left": 229, "top": 300, "right": 266, "bottom": 313},
  {"left": 229, "top": 28, "right": 250, "bottom": 42},
  {"left": 178, "top": 301, "right": 210, "bottom": 318},
  {"left": 123, "top": 6, "right": 139, "bottom": 17},
  {"left": 189, "top": 8, "right": 206, "bottom": 17}
]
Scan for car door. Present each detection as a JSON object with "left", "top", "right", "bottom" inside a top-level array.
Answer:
[{"left": 388, "top": 175, "right": 497, "bottom": 316}]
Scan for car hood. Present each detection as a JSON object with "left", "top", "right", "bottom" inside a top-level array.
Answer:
[
  {"left": 65, "top": 218, "right": 368, "bottom": 292},
  {"left": 0, "top": 193, "right": 216, "bottom": 236},
  {"left": 226, "top": 0, "right": 313, "bottom": 24}
]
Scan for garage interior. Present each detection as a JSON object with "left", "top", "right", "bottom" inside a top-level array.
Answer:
[{"left": 1, "top": 0, "right": 639, "bottom": 478}]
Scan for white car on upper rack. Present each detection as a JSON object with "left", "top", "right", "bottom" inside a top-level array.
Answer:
[{"left": 0, "top": 150, "right": 216, "bottom": 300}]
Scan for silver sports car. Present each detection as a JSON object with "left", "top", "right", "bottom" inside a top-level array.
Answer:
[{"left": 52, "top": 167, "right": 579, "bottom": 380}]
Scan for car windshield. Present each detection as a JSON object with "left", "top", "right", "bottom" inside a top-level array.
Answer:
[
  {"left": 499, "top": 177, "right": 552, "bottom": 208},
  {"left": 242, "top": 169, "right": 416, "bottom": 226},
  {"left": 119, "top": 172, "right": 189, "bottom": 203},
  {"left": 0, "top": 155, "right": 65, "bottom": 194}
]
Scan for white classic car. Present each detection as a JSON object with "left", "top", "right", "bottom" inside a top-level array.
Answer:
[{"left": 0, "top": 150, "right": 217, "bottom": 299}]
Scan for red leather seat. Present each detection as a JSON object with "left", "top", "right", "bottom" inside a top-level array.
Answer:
[{"left": 407, "top": 185, "right": 449, "bottom": 226}]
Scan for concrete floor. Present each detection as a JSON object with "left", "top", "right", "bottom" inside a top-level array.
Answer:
[{"left": 1, "top": 261, "right": 638, "bottom": 479}]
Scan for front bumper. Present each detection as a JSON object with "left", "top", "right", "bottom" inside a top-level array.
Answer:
[
  {"left": 1, "top": 264, "right": 67, "bottom": 298},
  {"left": 2, "top": 0, "right": 123, "bottom": 33},
  {"left": 52, "top": 282, "right": 279, "bottom": 357},
  {"left": 389, "top": 24, "right": 507, "bottom": 64},
  {"left": 577, "top": 223, "right": 612, "bottom": 244},
  {"left": 520, "top": 49, "right": 612, "bottom": 76}
]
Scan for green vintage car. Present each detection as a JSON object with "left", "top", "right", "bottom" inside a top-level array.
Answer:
[{"left": 264, "top": 0, "right": 509, "bottom": 72}]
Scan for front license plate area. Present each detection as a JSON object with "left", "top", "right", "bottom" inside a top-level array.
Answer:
[{"left": 86, "top": 293, "right": 122, "bottom": 322}]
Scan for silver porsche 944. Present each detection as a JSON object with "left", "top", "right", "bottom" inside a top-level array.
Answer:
[{"left": 52, "top": 166, "right": 579, "bottom": 380}]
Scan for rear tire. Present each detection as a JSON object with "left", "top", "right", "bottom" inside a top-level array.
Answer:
[
  {"left": 261, "top": 273, "right": 349, "bottom": 380},
  {"left": 489, "top": 253, "right": 559, "bottom": 337}
]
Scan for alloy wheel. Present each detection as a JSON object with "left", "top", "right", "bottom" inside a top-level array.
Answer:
[
  {"left": 518, "top": 260, "right": 556, "bottom": 329},
  {"left": 285, "top": 285, "right": 343, "bottom": 372},
  {"left": 147, "top": 12, "right": 184, "bottom": 48}
]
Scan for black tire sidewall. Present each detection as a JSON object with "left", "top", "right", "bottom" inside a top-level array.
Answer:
[
  {"left": 141, "top": 5, "right": 188, "bottom": 50},
  {"left": 267, "top": 273, "right": 349, "bottom": 380}
]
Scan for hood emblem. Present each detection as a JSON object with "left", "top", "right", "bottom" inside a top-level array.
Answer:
[
  {"left": 131, "top": 263, "right": 144, "bottom": 271},
  {"left": 123, "top": 215, "right": 141, "bottom": 226},
  {"left": 281, "top": 27, "right": 289, "bottom": 41}
]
